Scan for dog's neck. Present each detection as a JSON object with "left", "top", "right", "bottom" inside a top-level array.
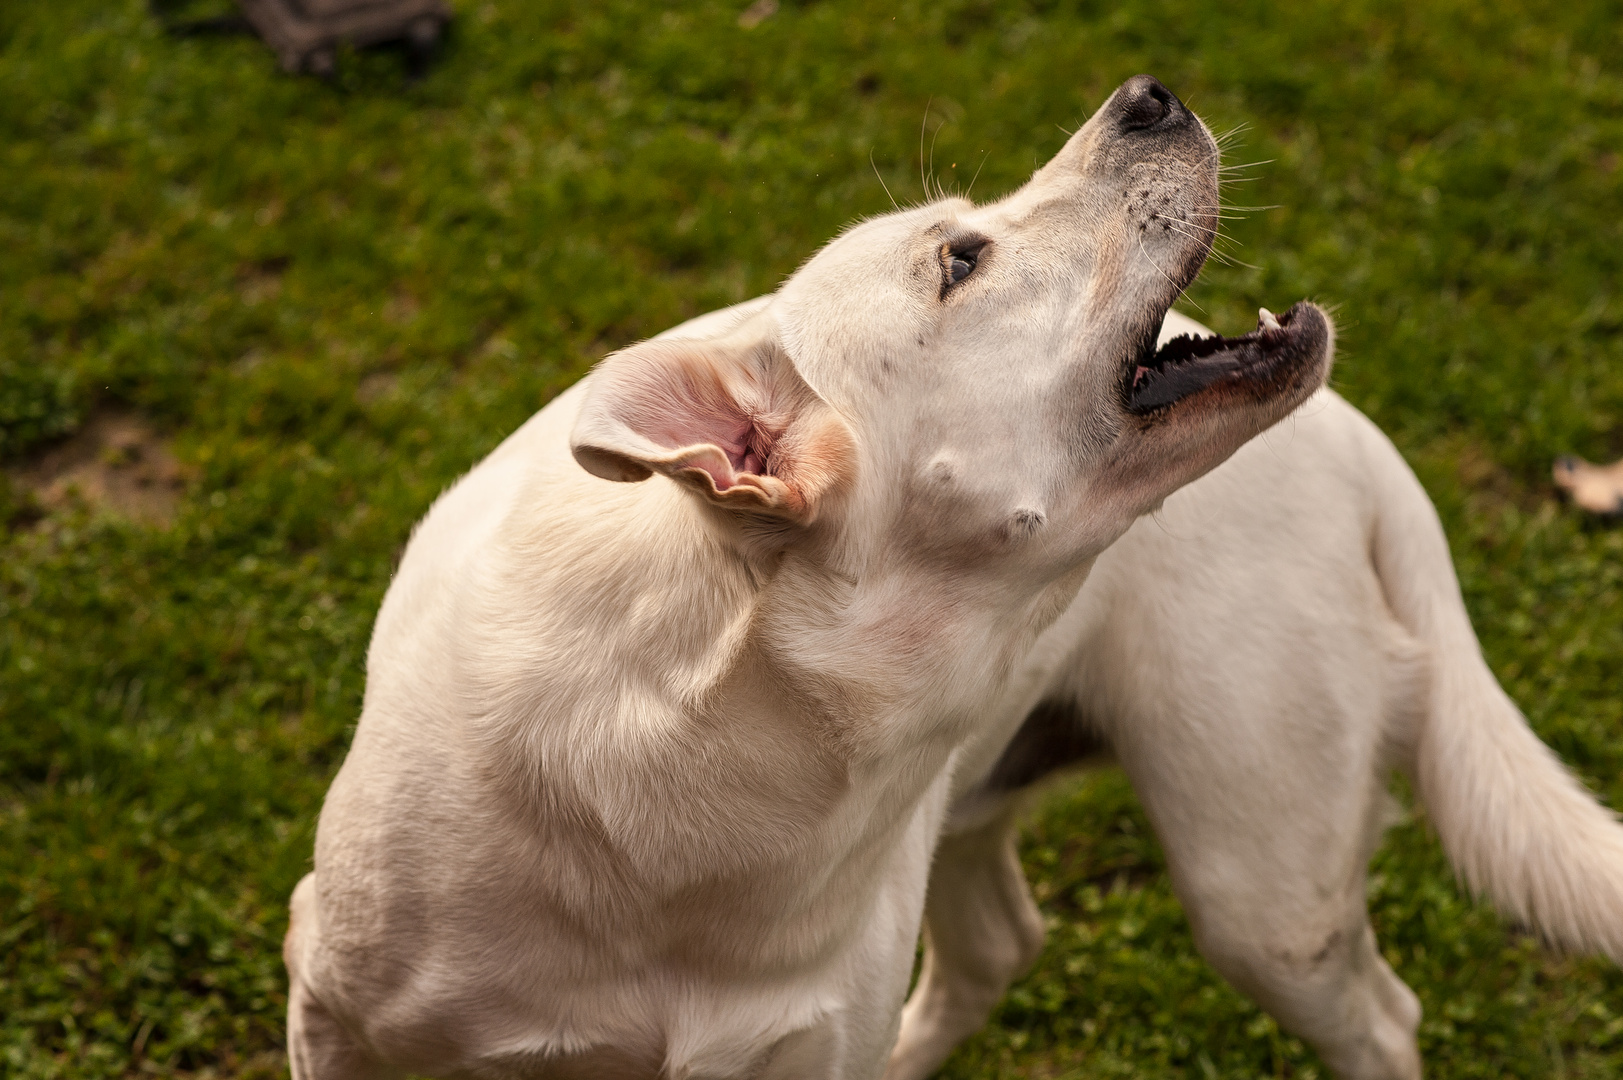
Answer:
[{"left": 463, "top": 477, "right": 1091, "bottom": 904}]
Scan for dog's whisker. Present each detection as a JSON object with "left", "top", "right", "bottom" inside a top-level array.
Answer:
[
  {"left": 1151, "top": 208, "right": 1262, "bottom": 269},
  {"left": 1159, "top": 224, "right": 1247, "bottom": 268},
  {"left": 1163, "top": 213, "right": 1241, "bottom": 239},
  {"left": 1212, "top": 249, "right": 1261, "bottom": 270},
  {"left": 1168, "top": 225, "right": 1226, "bottom": 253},
  {"left": 964, "top": 150, "right": 990, "bottom": 202},
  {"left": 871, "top": 150, "right": 901, "bottom": 211},
  {"left": 919, "top": 100, "right": 929, "bottom": 202},
  {"left": 927, "top": 115, "right": 948, "bottom": 203},
  {"left": 1138, "top": 232, "right": 1207, "bottom": 313},
  {"left": 1189, "top": 203, "right": 1274, "bottom": 215},
  {"left": 1199, "top": 247, "right": 1242, "bottom": 267},
  {"left": 1158, "top": 219, "right": 1215, "bottom": 241}
]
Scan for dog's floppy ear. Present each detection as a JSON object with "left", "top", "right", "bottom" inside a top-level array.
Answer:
[{"left": 571, "top": 323, "right": 854, "bottom": 524}]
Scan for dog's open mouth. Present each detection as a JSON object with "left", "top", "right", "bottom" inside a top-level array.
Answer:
[{"left": 1126, "top": 302, "right": 1328, "bottom": 415}]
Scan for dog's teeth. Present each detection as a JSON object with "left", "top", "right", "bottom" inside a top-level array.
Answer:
[{"left": 1258, "top": 307, "right": 1282, "bottom": 332}]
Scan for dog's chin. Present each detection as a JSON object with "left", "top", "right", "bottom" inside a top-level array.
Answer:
[{"left": 1123, "top": 301, "right": 1331, "bottom": 419}]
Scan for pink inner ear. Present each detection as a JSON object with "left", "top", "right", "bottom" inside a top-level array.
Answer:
[
  {"left": 698, "top": 431, "right": 772, "bottom": 489},
  {"left": 619, "top": 359, "right": 771, "bottom": 490},
  {"left": 577, "top": 333, "right": 852, "bottom": 521}
]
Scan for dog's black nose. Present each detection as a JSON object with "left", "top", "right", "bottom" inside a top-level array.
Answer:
[{"left": 1116, "top": 74, "right": 1182, "bottom": 132}]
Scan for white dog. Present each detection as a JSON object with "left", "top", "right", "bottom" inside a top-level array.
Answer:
[{"left": 285, "top": 76, "right": 1623, "bottom": 1080}]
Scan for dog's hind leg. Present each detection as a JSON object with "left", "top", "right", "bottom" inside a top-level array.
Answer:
[
  {"left": 1111, "top": 714, "right": 1422, "bottom": 1080},
  {"left": 1182, "top": 900, "right": 1420, "bottom": 1080},
  {"left": 882, "top": 799, "right": 1044, "bottom": 1080}
]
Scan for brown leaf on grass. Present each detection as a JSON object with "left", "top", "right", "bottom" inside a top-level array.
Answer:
[
  {"left": 738, "top": 0, "right": 778, "bottom": 29},
  {"left": 1553, "top": 455, "right": 1623, "bottom": 517}
]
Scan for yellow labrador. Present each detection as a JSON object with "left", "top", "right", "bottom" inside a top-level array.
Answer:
[{"left": 285, "top": 76, "right": 1620, "bottom": 1080}]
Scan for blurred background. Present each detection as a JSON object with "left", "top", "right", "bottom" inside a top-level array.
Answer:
[{"left": 2, "top": 1, "right": 1621, "bottom": 1076}]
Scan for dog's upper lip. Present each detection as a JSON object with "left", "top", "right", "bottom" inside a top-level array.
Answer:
[{"left": 1125, "top": 302, "right": 1327, "bottom": 414}]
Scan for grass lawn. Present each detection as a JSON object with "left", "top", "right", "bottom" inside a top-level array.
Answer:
[{"left": 4, "top": 0, "right": 1623, "bottom": 1076}]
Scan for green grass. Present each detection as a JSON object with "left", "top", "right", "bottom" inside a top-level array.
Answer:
[{"left": 3, "top": 0, "right": 1622, "bottom": 1076}]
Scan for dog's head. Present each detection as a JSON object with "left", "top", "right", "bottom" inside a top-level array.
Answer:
[{"left": 572, "top": 76, "right": 1331, "bottom": 585}]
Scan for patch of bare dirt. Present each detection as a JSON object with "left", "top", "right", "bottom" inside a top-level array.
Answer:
[
  {"left": 357, "top": 371, "right": 399, "bottom": 403},
  {"left": 237, "top": 256, "right": 289, "bottom": 307},
  {"left": 384, "top": 288, "right": 421, "bottom": 324},
  {"left": 8, "top": 411, "right": 188, "bottom": 526}
]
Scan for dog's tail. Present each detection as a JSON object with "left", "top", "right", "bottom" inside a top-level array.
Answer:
[{"left": 1368, "top": 428, "right": 1623, "bottom": 962}]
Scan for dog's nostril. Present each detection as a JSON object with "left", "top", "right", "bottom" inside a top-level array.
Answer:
[{"left": 1119, "top": 74, "right": 1178, "bottom": 131}]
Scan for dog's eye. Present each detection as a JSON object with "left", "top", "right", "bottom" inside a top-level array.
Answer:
[{"left": 941, "top": 242, "right": 984, "bottom": 292}]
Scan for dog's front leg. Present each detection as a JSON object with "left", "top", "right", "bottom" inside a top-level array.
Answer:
[
  {"left": 285, "top": 873, "right": 401, "bottom": 1080},
  {"left": 882, "top": 800, "right": 1044, "bottom": 1080},
  {"left": 287, "top": 976, "right": 401, "bottom": 1080}
]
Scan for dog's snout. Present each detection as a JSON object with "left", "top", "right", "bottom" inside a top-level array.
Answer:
[{"left": 1116, "top": 74, "right": 1183, "bottom": 132}]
